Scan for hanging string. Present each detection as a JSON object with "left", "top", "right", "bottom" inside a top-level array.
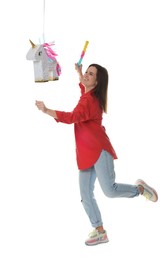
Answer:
[{"left": 42, "top": 0, "right": 46, "bottom": 43}]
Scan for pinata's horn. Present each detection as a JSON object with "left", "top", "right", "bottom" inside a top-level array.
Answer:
[{"left": 29, "top": 39, "right": 36, "bottom": 48}]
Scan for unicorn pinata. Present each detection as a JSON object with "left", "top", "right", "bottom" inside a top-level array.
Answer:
[{"left": 26, "top": 40, "right": 61, "bottom": 82}]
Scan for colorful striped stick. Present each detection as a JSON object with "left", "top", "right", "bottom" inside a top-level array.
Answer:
[{"left": 77, "top": 41, "right": 89, "bottom": 66}]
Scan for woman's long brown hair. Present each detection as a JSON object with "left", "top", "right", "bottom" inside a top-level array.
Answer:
[{"left": 89, "top": 64, "right": 108, "bottom": 113}]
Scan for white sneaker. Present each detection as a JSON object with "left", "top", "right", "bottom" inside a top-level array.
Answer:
[
  {"left": 85, "top": 229, "right": 109, "bottom": 246},
  {"left": 136, "top": 179, "right": 158, "bottom": 202}
]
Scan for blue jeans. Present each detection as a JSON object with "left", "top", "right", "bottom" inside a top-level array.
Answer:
[{"left": 79, "top": 150, "right": 140, "bottom": 228}]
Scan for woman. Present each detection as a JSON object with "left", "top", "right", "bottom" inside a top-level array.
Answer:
[{"left": 35, "top": 63, "right": 158, "bottom": 246}]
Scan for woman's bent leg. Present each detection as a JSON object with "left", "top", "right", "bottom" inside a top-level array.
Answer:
[{"left": 94, "top": 150, "right": 140, "bottom": 198}]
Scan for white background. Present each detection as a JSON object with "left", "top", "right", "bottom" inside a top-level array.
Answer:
[{"left": 0, "top": 0, "right": 167, "bottom": 259}]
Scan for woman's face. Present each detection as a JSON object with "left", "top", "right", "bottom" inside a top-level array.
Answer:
[{"left": 83, "top": 66, "right": 97, "bottom": 92}]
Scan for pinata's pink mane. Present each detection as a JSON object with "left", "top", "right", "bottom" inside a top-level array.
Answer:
[{"left": 43, "top": 42, "right": 61, "bottom": 76}]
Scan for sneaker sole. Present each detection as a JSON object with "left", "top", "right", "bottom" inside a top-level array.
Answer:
[
  {"left": 136, "top": 179, "right": 158, "bottom": 202},
  {"left": 85, "top": 239, "right": 109, "bottom": 246}
]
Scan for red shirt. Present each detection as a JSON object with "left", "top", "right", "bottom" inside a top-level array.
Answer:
[{"left": 55, "top": 83, "right": 117, "bottom": 170}]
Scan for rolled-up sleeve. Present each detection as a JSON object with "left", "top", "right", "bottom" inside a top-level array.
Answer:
[{"left": 55, "top": 96, "right": 91, "bottom": 124}]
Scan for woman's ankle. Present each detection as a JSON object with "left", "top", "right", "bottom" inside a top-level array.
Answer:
[
  {"left": 96, "top": 226, "right": 105, "bottom": 233},
  {"left": 138, "top": 185, "right": 144, "bottom": 194}
]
